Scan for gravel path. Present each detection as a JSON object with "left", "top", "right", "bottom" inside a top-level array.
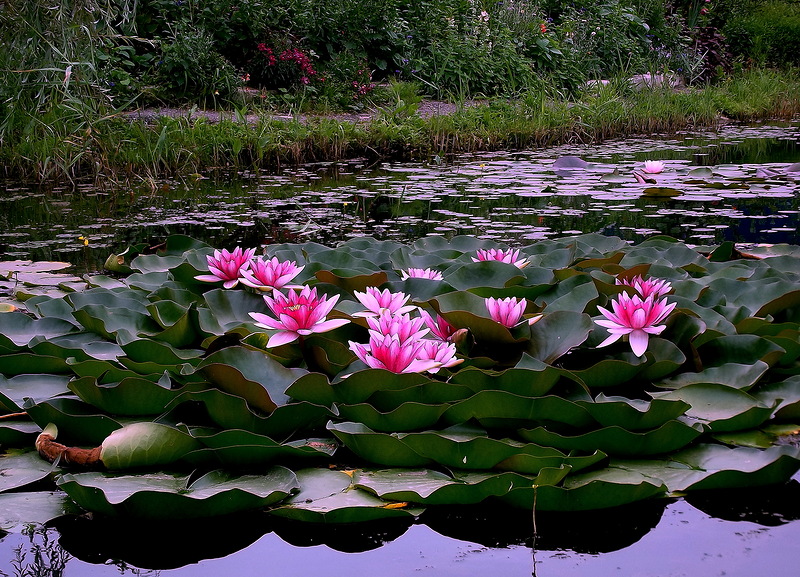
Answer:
[{"left": 122, "top": 100, "right": 466, "bottom": 125}]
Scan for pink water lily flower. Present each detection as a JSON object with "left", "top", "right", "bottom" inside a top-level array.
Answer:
[
  {"left": 366, "top": 311, "right": 429, "bottom": 342},
  {"left": 195, "top": 247, "right": 255, "bottom": 289},
  {"left": 617, "top": 275, "right": 672, "bottom": 299},
  {"left": 642, "top": 160, "right": 665, "bottom": 174},
  {"left": 416, "top": 339, "right": 463, "bottom": 373},
  {"left": 419, "top": 310, "right": 458, "bottom": 341},
  {"left": 353, "top": 287, "right": 416, "bottom": 318},
  {"left": 349, "top": 333, "right": 439, "bottom": 374},
  {"left": 250, "top": 286, "right": 350, "bottom": 347},
  {"left": 595, "top": 293, "right": 676, "bottom": 357},
  {"left": 485, "top": 297, "right": 528, "bottom": 328},
  {"left": 472, "top": 248, "right": 529, "bottom": 268},
  {"left": 240, "top": 256, "right": 304, "bottom": 292},
  {"left": 400, "top": 267, "right": 444, "bottom": 281}
]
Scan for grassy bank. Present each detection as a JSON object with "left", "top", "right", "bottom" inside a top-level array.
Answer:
[{"left": 2, "top": 68, "right": 798, "bottom": 185}]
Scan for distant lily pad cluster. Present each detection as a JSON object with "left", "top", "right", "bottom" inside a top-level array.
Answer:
[{"left": 2, "top": 233, "right": 800, "bottom": 524}]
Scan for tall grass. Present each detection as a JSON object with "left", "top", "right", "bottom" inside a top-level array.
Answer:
[{"left": 2, "top": 69, "right": 800, "bottom": 185}]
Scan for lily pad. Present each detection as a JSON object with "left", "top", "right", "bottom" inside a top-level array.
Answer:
[{"left": 57, "top": 467, "right": 298, "bottom": 518}]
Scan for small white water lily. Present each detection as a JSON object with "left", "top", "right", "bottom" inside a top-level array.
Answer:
[{"left": 642, "top": 160, "right": 665, "bottom": 174}]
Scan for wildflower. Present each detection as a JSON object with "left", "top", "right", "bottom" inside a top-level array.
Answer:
[
  {"left": 400, "top": 268, "right": 444, "bottom": 281},
  {"left": 239, "top": 256, "right": 304, "bottom": 292},
  {"left": 349, "top": 333, "right": 439, "bottom": 374},
  {"left": 250, "top": 286, "right": 350, "bottom": 347},
  {"left": 595, "top": 293, "right": 676, "bottom": 357},
  {"left": 616, "top": 275, "right": 672, "bottom": 299},
  {"left": 540, "top": 23, "right": 547, "bottom": 34},
  {"left": 485, "top": 297, "right": 527, "bottom": 328},
  {"left": 642, "top": 160, "right": 665, "bottom": 174},
  {"left": 472, "top": 248, "right": 529, "bottom": 268},
  {"left": 353, "top": 287, "right": 416, "bottom": 317},
  {"left": 195, "top": 247, "right": 255, "bottom": 288}
]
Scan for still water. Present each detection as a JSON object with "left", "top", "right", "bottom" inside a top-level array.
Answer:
[
  {"left": 1, "top": 121, "right": 799, "bottom": 274},
  {"left": 1, "top": 120, "right": 800, "bottom": 575},
  {"left": 2, "top": 475, "right": 800, "bottom": 576}
]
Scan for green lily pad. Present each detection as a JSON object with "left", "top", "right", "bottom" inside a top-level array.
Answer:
[
  {"left": 270, "top": 468, "right": 422, "bottom": 523},
  {"left": 0, "top": 491, "right": 84, "bottom": 531},
  {"left": 100, "top": 422, "right": 203, "bottom": 469},
  {"left": 57, "top": 467, "right": 298, "bottom": 519},
  {"left": 517, "top": 420, "right": 702, "bottom": 457},
  {"left": 0, "top": 450, "right": 55, "bottom": 493}
]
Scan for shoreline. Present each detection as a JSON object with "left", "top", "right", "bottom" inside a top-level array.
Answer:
[{"left": 3, "top": 69, "right": 800, "bottom": 186}]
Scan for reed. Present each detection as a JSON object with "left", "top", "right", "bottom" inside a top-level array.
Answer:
[{"left": 3, "top": 69, "right": 800, "bottom": 185}]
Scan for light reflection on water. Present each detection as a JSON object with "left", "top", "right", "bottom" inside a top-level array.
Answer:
[{"left": 1, "top": 122, "right": 799, "bottom": 274}]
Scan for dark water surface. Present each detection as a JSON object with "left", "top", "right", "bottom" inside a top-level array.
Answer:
[{"left": 1, "top": 121, "right": 799, "bottom": 274}]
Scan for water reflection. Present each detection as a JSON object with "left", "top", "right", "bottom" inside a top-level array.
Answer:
[
  {"left": 1, "top": 480, "right": 798, "bottom": 575},
  {"left": 1, "top": 123, "right": 799, "bottom": 275}
]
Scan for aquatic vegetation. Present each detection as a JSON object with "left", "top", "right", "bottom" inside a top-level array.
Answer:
[
  {"left": 3, "top": 233, "right": 800, "bottom": 526},
  {"left": 249, "top": 285, "right": 350, "bottom": 347},
  {"left": 400, "top": 268, "right": 444, "bottom": 280},
  {"left": 353, "top": 287, "right": 416, "bottom": 317},
  {"left": 239, "top": 256, "right": 304, "bottom": 292},
  {"left": 473, "top": 248, "right": 529, "bottom": 268},
  {"left": 485, "top": 296, "right": 528, "bottom": 327},
  {"left": 642, "top": 160, "right": 665, "bottom": 173},
  {"left": 595, "top": 292, "right": 677, "bottom": 357},
  {"left": 195, "top": 246, "right": 256, "bottom": 288},
  {"left": 617, "top": 275, "right": 672, "bottom": 299}
]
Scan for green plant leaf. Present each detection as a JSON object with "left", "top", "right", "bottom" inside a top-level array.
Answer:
[{"left": 57, "top": 467, "right": 297, "bottom": 518}]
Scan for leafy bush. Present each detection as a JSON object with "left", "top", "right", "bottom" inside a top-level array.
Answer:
[
  {"left": 149, "top": 26, "right": 242, "bottom": 104},
  {"left": 724, "top": 1, "right": 800, "bottom": 66}
]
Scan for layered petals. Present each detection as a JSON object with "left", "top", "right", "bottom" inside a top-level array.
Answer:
[
  {"left": 400, "top": 267, "right": 444, "bottom": 280},
  {"left": 485, "top": 296, "right": 527, "bottom": 328},
  {"left": 616, "top": 275, "right": 672, "bottom": 299},
  {"left": 416, "top": 339, "right": 463, "bottom": 373},
  {"left": 353, "top": 287, "right": 416, "bottom": 317},
  {"left": 642, "top": 160, "right": 665, "bottom": 174},
  {"left": 595, "top": 293, "right": 676, "bottom": 357},
  {"left": 240, "top": 256, "right": 304, "bottom": 291},
  {"left": 195, "top": 247, "right": 255, "bottom": 288},
  {"left": 366, "top": 311, "right": 429, "bottom": 342},
  {"left": 349, "top": 333, "right": 439, "bottom": 374},
  {"left": 419, "top": 310, "right": 458, "bottom": 342},
  {"left": 472, "top": 248, "right": 529, "bottom": 268},
  {"left": 250, "top": 286, "right": 349, "bottom": 347}
]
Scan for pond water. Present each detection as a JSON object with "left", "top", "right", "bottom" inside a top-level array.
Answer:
[
  {"left": 2, "top": 473, "right": 800, "bottom": 576},
  {"left": 1, "top": 120, "right": 799, "bottom": 275},
  {"left": 2, "top": 120, "right": 800, "bottom": 575}
]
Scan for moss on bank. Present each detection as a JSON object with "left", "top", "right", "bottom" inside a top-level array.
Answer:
[{"left": 2, "top": 69, "right": 799, "bottom": 185}]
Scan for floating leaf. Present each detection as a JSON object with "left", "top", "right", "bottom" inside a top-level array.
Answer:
[
  {"left": 0, "top": 450, "right": 55, "bottom": 493},
  {"left": 57, "top": 467, "right": 298, "bottom": 519},
  {"left": 271, "top": 468, "right": 421, "bottom": 523}
]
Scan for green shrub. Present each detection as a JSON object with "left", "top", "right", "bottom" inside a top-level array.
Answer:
[
  {"left": 724, "top": 1, "right": 800, "bottom": 66},
  {"left": 149, "top": 25, "right": 242, "bottom": 104}
]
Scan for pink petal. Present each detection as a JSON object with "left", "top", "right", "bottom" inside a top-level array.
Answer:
[
  {"left": 309, "top": 318, "right": 351, "bottom": 334},
  {"left": 266, "top": 331, "right": 300, "bottom": 348},
  {"left": 629, "top": 330, "right": 650, "bottom": 357}
]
